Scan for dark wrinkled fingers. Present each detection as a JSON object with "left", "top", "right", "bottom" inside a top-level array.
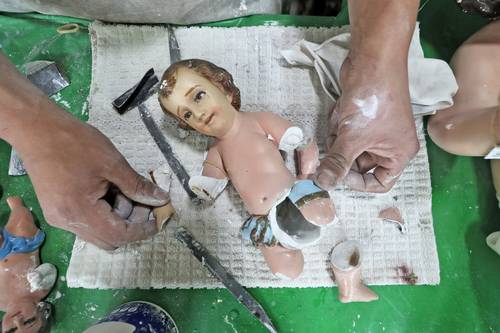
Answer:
[
  {"left": 113, "top": 193, "right": 133, "bottom": 219},
  {"left": 344, "top": 165, "right": 401, "bottom": 193},
  {"left": 93, "top": 200, "right": 158, "bottom": 248},
  {"left": 127, "top": 204, "right": 152, "bottom": 224}
]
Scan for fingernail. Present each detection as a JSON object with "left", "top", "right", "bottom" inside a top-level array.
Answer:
[
  {"left": 153, "top": 186, "right": 170, "bottom": 202},
  {"left": 316, "top": 172, "right": 335, "bottom": 189}
]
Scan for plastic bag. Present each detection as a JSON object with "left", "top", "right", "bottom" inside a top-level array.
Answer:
[{"left": 0, "top": 0, "right": 282, "bottom": 24}]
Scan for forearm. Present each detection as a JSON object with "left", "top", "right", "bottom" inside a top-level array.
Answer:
[{"left": 348, "top": 0, "right": 419, "bottom": 66}]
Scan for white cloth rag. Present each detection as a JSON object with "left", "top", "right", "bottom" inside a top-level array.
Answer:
[{"left": 280, "top": 24, "right": 458, "bottom": 116}]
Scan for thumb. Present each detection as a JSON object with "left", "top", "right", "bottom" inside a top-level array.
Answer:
[
  {"left": 108, "top": 160, "right": 170, "bottom": 206},
  {"left": 315, "top": 137, "right": 360, "bottom": 190}
]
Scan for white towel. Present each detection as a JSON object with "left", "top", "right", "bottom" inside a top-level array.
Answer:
[
  {"left": 280, "top": 24, "right": 458, "bottom": 116},
  {"left": 67, "top": 22, "right": 440, "bottom": 289}
]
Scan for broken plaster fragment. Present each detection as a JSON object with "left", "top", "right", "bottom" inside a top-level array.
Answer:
[
  {"left": 330, "top": 240, "right": 378, "bottom": 303},
  {"left": 149, "top": 165, "right": 174, "bottom": 231},
  {"left": 486, "top": 231, "right": 500, "bottom": 256},
  {"left": 378, "top": 207, "right": 407, "bottom": 234}
]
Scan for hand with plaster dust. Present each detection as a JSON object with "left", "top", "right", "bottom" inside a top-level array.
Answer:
[
  {"left": 0, "top": 197, "right": 55, "bottom": 333},
  {"left": 0, "top": 53, "right": 170, "bottom": 250},
  {"left": 315, "top": 0, "right": 420, "bottom": 193}
]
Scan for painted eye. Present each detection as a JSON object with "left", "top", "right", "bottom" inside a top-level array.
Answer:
[
  {"left": 194, "top": 91, "right": 206, "bottom": 103},
  {"left": 24, "top": 316, "right": 37, "bottom": 325},
  {"left": 183, "top": 111, "right": 192, "bottom": 121}
]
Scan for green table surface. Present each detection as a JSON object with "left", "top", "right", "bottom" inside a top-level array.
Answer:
[{"left": 1, "top": 2, "right": 499, "bottom": 332}]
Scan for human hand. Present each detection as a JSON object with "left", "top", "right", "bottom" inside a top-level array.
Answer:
[
  {"left": 315, "top": 55, "right": 419, "bottom": 192},
  {"left": 13, "top": 104, "right": 170, "bottom": 250}
]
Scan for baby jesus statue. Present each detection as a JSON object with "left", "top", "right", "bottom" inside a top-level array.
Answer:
[
  {"left": 158, "top": 59, "right": 337, "bottom": 279},
  {"left": 0, "top": 197, "right": 55, "bottom": 333}
]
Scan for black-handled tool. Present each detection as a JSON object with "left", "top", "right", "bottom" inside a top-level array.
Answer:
[
  {"left": 112, "top": 69, "right": 200, "bottom": 204},
  {"left": 175, "top": 227, "right": 278, "bottom": 333},
  {"left": 112, "top": 27, "right": 201, "bottom": 204}
]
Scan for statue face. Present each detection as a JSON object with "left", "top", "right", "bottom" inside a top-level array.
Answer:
[
  {"left": 159, "top": 67, "right": 237, "bottom": 138},
  {"left": 2, "top": 300, "right": 43, "bottom": 333}
]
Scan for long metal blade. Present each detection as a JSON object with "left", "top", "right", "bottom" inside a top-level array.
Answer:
[
  {"left": 138, "top": 104, "right": 200, "bottom": 204},
  {"left": 175, "top": 227, "right": 278, "bottom": 333}
]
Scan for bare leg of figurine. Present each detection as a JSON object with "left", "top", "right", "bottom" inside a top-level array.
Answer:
[
  {"left": 330, "top": 240, "right": 378, "bottom": 303},
  {"left": 260, "top": 245, "right": 304, "bottom": 280},
  {"left": 296, "top": 140, "right": 338, "bottom": 226},
  {"left": 241, "top": 215, "right": 305, "bottom": 279}
]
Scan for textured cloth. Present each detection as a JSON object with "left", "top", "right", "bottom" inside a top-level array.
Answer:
[
  {"left": 280, "top": 24, "right": 458, "bottom": 116},
  {"left": 67, "top": 22, "right": 440, "bottom": 289}
]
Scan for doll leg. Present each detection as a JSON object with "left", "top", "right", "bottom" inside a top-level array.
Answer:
[
  {"left": 299, "top": 198, "right": 337, "bottom": 226},
  {"left": 241, "top": 216, "right": 304, "bottom": 279},
  {"left": 330, "top": 240, "right": 378, "bottom": 303},
  {"left": 259, "top": 245, "right": 304, "bottom": 280},
  {"left": 287, "top": 180, "right": 337, "bottom": 226}
]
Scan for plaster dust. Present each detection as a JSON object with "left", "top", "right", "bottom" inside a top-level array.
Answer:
[
  {"left": 67, "top": 23, "right": 439, "bottom": 289},
  {"left": 378, "top": 206, "right": 407, "bottom": 233},
  {"left": 51, "top": 92, "right": 71, "bottom": 110},
  {"left": 352, "top": 95, "right": 379, "bottom": 120},
  {"left": 26, "top": 263, "right": 57, "bottom": 293}
]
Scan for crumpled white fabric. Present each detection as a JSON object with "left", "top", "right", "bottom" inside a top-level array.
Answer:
[{"left": 280, "top": 24, "right": 458, "bottom": 116}]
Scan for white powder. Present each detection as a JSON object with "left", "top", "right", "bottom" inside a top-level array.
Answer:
[
  {"left": 224, "top": 314, "right": 238, "bottom": 333},
  {"left": 352, "top": 95, "right": 379, "bottom": 120},
  {"left": 54, "top": 291, "right": 63, "bottom": 300},
  {"left": 26, "top": 263, "right": 57, "bottom": 293},
  {"left": 51, "top": 92, "right": 71, "bottom": 110},
  {"left": 239, "top": 0, "right": 248, "bottom": 12}
]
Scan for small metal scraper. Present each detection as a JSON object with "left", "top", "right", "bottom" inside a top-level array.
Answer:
[{"left": 175, "top": 227, "right": 278, "bottom": 333}]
